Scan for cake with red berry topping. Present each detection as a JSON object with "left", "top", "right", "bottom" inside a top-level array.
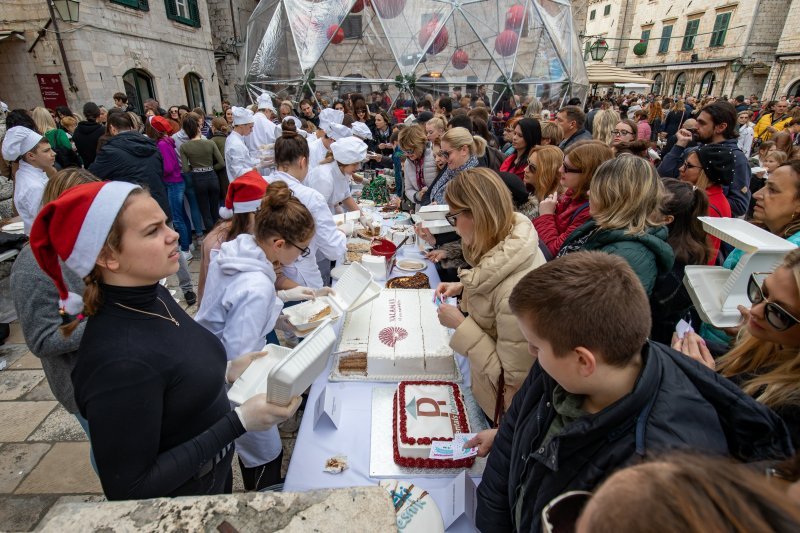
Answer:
[{"left": 392, "top": 380, "right": 474, "bottom": 468}]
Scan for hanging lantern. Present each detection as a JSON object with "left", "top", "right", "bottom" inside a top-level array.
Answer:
[
  {"left": 351, "top": 0, "right": 364, "bottom": 13},
  {"left": 452, "top": 48, "right": 469, "bottom": 70},
  {"left": 372, "top": 0, "right": 405, "bottom": 20},
  {"left": 419, "top": 18, "right": 449, "bottom": 55},
  {"left": 589, "top": 39, "right": 609, "bottom": 61},
  {"left": 327, "top": 24, "right": 345, "bottom": 45},
  {"left": 495, "top": 29, "right": 519, "bottom": 57},
  {"left": 505, "top": 4, "right": 526, "bottom": 32}
]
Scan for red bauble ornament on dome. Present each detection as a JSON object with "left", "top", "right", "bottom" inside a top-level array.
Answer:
[
  {"left": 505, "top": 4, "right": 526, "bottom": 31},
  {"left": 327, "top": 24, "right": 345, "bottom": 44},
  {"left": 495, "top": 29, "right": 519, "bottom": 57},
  {"left": 372, "top": 0, "right": 405, "bottom": 20},
  {"left": 419, "top": 19, "right": 449, "bottom": 55},
  {"left": 452, "top": 49, "right": 469, "bottom": 70},
  {"left": 351, "top": 0, "right": 365, "bottom": 13}
]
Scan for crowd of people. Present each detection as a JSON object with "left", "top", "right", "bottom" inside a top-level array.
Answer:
[{"left": 2, "top": 86, "right": 800, "bottom": 530}]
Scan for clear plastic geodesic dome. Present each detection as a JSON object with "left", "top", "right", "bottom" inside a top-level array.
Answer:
[{"left": 242, "top": 0, "right": 588, "bottom": 112}]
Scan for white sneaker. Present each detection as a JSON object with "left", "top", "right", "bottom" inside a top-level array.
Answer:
[{"left": 181, "top": 250, "right": 193, "bottom": 262}]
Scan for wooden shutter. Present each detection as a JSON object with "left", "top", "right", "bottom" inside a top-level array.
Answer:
[
  {"left": 189, "top": 0, "right": 201, "bottom": 27},
  {"left": 165, "top": 0, "right": 178, "bottom": 20}
]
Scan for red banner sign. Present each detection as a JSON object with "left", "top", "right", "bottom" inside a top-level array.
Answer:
[{"left": 35, "top": 73, "right": 68, "bottom": 109}]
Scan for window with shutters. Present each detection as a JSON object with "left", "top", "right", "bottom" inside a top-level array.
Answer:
[
  {"left": 681, "top": 19, "right": 700, "bottom": 51},
  {"left": 165, "top": 0, "right": 200, "bottom": 27},
  {"left": 341, "top": 14, "right": 362, "bottom": 39},
  {"left": 110, "top": 0, "right": 149, "bottom": 10},
  {"left": 603, "top": 5, "right": 611, "bottom": 16},
  {"left": 710, "top": 12, "right": 731, "bottom": 47},
  {"left": 658, "top": 25, "right": 672, "bottom": 54},
  {"left": 590, "top": 9, "right": 596, "bottom": 21}
]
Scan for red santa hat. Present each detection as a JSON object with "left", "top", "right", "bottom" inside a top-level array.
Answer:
[
  {"left": 29, "top": 181, "right": 141, "bottom": 316},
  {"left": 219, "top": 170, "right": 268, "bottom": 219}
]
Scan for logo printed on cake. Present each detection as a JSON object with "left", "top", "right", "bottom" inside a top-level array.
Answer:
[{"left": 379, "top": 326, "right": 408, "bottom": 347}]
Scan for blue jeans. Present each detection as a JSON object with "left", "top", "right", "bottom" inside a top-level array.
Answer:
[
  {"left": 183, "top": 172, "right": 205, "bottom": 236},
  {"left": 166, "top": 181, "right": 191, "bottom": 251},
  {"left": 75, "top": 413, "right": 98, "bottom": 475}
]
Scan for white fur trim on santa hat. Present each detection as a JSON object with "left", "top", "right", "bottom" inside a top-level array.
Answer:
[
  {"left": 60, "top": 291, "right": 84, "bottom": 316},
  {"left": 233, "top": 198, "right": 262, "bottom": 214},
  {"left": 65, "top": 182, "right": 140, "bottom": 277}
]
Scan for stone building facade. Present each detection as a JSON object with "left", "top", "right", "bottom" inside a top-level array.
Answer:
[
  {"left": 582, "top": 0, "right": 630, "bottom": 66},
  {"left": 763, "top": 0, "right": 800, "bottom": 100},
  {"left": 617, "top": 0, "right": 791, "bottom": 100},
  {"left": 206, "top": 0, "right": 258, "bottom": 103},
  {"left": 0, "top": 0, "right": 221, "bottom": 114}
]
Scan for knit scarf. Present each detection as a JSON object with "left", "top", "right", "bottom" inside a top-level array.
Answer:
[{"left": 430, "top": 155, "right": 478, "bottom": 204}]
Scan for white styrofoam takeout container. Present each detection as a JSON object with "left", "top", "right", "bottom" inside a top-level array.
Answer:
[{"left": 227, "top": 319, "right": 337, "bottom": 406}]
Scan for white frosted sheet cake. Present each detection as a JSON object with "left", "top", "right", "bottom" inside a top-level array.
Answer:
[{"left": 336, "top": 289, "right": 455, "bottom": 378}]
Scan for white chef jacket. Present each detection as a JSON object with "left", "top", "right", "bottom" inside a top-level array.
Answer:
[
  {"left": 307, "top": 137, "right": 329, "bottom": 171},
  {"left": 14, "top": 161, "right": 48, "bottom": 236},
  {"left": 195, "top": 233, "right": 283, "bottom": 466},
  {"left": 268, "top": 171, "right": 347, "bottom": 288},
  {"left": 246, "top": 112, "right": 279, "bottom": 152},
  {"left": 305, "top": 161, "right": 352, "bottom": 215},
  {"left": 225, "top": 130, "right": 259, "bottom": 182}
]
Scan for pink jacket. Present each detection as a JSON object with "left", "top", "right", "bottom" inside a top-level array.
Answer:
[{"left": 157, "top": 136, "right": 183, "bottom": 184}]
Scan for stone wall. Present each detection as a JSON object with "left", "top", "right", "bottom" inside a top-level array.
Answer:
[
  {"left": 37, "top": 487, "right": 397, "bottom": 532},
  {"left": 207, "top": 0, "right": 258, "bottom": 104},
  {"left": 0, "top": 0, "right": 222, "bottom": 113}
]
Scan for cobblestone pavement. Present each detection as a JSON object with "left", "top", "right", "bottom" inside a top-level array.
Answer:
[{"left": 0, "top": 257, "right": 299, "bottom": 532}]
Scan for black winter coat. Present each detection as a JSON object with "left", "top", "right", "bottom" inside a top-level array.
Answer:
[
  {"left": 476, "top": 341, "right": 794, "bottom": 533},
  {"left": 89, "top": 132, "right": 172, "bottom": 221},
  {"left": 72, "top": 120, "right": 105, "bottom": 167}
]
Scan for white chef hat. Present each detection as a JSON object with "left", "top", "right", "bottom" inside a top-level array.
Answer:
[
  {"left": 0, "top": 101, "right": 8, "bottom": 114},
  {"left": 351, "top": 121, "right": 373, "bottom": 140},
  {"left": 2, "top": 126, "right": 44, "bottom": 161},
  {"left": 232, "top": 106, "right": 255, "bottom": 126},
  {"left": 403, "top": 114, "right": 416, "bottom": 126},
  {"left": 282, "top": 115, "right": 302, "bottom": 130},
  {"left": 257, "top": 92, "right": 276, "bottom": 112},
  {"left": 331, "top": 136, "right": 368, "bottom": 165},
  {"left": 318, "top": 108, "right": 344, "bottom": 132},
  {"left": 328, "top": 123, "right": 352, "bottom": 141}
]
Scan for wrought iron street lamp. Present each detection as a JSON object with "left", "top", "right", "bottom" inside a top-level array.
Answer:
[
  {"left": 731, "top": 58, "right": 744, "bottom": 74},
  {"left": 589, "top": 39, "right": 609, "bottom": 61},
  {"left": 52, "top": 0, "right": 80, "bottom": 23}
]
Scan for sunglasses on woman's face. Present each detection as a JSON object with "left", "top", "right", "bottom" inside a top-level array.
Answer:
[
  {"left": 437, "top": 150, "right": 452, "bottom": 159},
  {"left": 748, "top": 272, "right": 800, "bottom": 331}
]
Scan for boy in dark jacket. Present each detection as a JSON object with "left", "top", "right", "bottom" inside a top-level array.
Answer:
[
  {"left": 72, "top": 102, "right": 105, "bottom": 167},
  {"left": 476, "top": 251, "right": 794, "bottom": 533}
]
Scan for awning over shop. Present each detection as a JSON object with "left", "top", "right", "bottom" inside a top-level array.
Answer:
[
  {"left": 0, "top": 30, "right": 26, "bottom": 42},
  {"left": 586, "top": 63, "right": 654, "bottom": 85}
]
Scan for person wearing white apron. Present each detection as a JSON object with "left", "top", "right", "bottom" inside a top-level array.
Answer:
[
  {"left": 196, "top": 180, "right": 317, "bottom": 491},
  {"left": 225, "top": 107, "right": 262, "bottom": 182},
  {"left": 306, "top": 135, "right": 367, "bottom": 215},
  {"left": 267, "top": 121, "right": 347, "bottom": 288},
  {"left": 246, "top": 93, "right": 280, "bottom": 158},
  {"left": 1, "top": 127, "right": 53, "bottom": 235},
  {"left": 308, "top": 108, "right": 345, "bottom": 170}
]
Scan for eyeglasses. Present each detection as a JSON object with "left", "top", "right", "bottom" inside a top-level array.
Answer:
[
  {"left": 611, "top": 130, "right": 633, "bottom": 137},
  {"left": 170, "top": 110, "right": 179, "bottom": 115},
  {"left": 748, "top": 272, "right": 800, "bottom": 331},
  {"left": 285, "top": 238, "right": 311, "bottom": 258},
  {"left": 437, "top": 150, "right": 452, "bottom": 159},
  {"left": 561, "top": 164, "right": 581, "bottom": 174},
  {"left": 445, "top": 209, "right": 469, "bottom": 226},
  {"left": 680, "top": 161, "right": 702, "bottom": 170},
  {"left": 541, "top": 490, "right": 592, "bottom": 533}
]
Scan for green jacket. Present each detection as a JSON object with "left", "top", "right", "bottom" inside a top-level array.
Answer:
[
  {"left": 44, "top": 128, "right": 72, "bottom": 151},
  {"left": 561, "top": 221, "right": 675, "bottom": 294}
]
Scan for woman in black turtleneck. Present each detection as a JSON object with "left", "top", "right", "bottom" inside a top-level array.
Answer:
[{"left": 30, "top": 181, "right": 299, "bottom": 501}]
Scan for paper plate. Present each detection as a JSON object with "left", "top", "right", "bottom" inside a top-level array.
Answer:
[{"left": 396, "top": 259, "right": 426, "bottom": 272}]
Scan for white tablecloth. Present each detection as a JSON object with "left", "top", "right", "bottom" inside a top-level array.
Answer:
[{"left": 284, "top": 242, "right": 480, "bottom": 532}]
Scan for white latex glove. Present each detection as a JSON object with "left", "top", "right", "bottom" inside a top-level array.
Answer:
[
  {"left": 235, "top": 395, "right": 301, "bottom": 431},
  {"left": 313, "top": 287, "right": 336, "bottom": 298},
  {"left": 359, "top": 214, "right": 373, "bottom": 227},
  {"left": 226, "top": 350, "right": 269, "bottom": 384},
  {"left": 277, "top": 286, "right": 315, "bottom": 302}
]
